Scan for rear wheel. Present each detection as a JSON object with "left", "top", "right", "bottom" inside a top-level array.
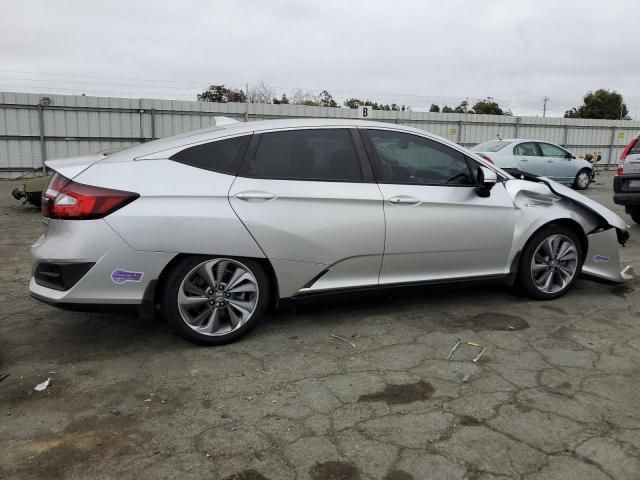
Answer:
[
  {"left": 517, "top": 225, "right": 583, "bottom": 300},
  {"left": 573, "top": 169, "right": 591, "bottom": 190},
  {"left": 162, "top": 256, "right": 269, "bottom": 345}
]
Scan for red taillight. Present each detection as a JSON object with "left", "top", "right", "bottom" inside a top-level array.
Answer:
[
  {"left": 620, "top": 136, "right": 639, "bottom": 161},
  {"left": 42, "top": 173, "right": 139, "bottom": 220},
  {"left": 478, "top": 153, "right": 494, "bottom": 164},
  {"left": 618, "top": 136, "right": 639, "bottom": 175}
]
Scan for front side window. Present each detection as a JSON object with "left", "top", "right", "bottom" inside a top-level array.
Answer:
[
  {"left": 170, "top": 135, "right": 251, "bottom": 174},
  {"left": 241, "top": 129, "right": 362, "bottom": 182},
  {"left": 364, "top": 130, "right": 474, "bottom": 185},
  {"left": 538, "top": 142, "right": 568, "bottom": 158},
  {"left": 513, "top": 142, "right": 540, "bottom": 156}
]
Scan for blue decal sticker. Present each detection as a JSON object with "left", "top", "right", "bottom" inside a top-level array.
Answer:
[
  {"left": 111, "top": 269, "right": 144, "bottom": 284},
  {"left": 593, "top": 255, "right": 609, "bottom": 263}
]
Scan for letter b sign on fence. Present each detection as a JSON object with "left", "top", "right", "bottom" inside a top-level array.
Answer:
[{"left": 357, "top": 105, "right": 372, "bottom": 119}]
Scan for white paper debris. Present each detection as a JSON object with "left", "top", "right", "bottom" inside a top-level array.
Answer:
[{"left": 34, "top": 377, "right": 51, "bottom": 392}]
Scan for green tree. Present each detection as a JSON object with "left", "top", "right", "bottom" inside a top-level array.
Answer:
[
  {"left": 273, "top": 93, "right": 290, "bottom": 104},
  {"left": 429, "top": 104, "right": 440, "bottom": 112},
  {"left": 318, "top": 90, "right": 338, "bottom": 107},
  {"left": 453, "top": 100, "right": 470, "bottom": 114},
  {"left": 441, "top": 105, "right": 454, "bottom": 113},
  {"left": 197, "top": 85, "right": 246, "bottom": 103},
  {"left": 564, "top": 89, "right": 629, "bottom": 119},
  {"left": 472, "top": 98, "right": 504, "bottom": 115}
]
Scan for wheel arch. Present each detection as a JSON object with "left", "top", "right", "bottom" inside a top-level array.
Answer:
[
  {"left": 148, "top": 253, "right": 280, "bottom": 317},
  {"left": 520, "top": 218, "right": 589, "bottom": 266}
]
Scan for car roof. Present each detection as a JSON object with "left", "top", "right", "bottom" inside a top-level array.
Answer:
[{"left": 105, "top": 118, "right": 458, "bottom": 161}]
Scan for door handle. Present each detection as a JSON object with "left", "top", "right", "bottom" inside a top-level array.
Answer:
[
  {"left": 234, "top": 191, "right": 277, "bottom": 201},
  {"left": 387, "top": 195, "right": 421, "bottom": 205},
  {"left": 546, "top": 160, "right": 554, "bottom": 163},
  {"left": 520, "top": 158, "right": 528, "bottom": 162}
]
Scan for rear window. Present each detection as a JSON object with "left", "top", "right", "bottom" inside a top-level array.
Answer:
[
  {"left": 471, "top": 140, "right": 511, "bottom": 152},
  {"left": 170, "top": 135, "right": 251, "bottom": 175},
  {"left": 630, "top": 136, "right": 640, "bottom": 155}
]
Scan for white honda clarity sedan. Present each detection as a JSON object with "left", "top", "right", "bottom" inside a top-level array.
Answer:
[{"left": 31, "top": 118, "right": 632, "bottom": 345}]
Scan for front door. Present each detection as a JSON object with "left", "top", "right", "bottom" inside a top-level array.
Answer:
[
  {"left": 229, "top": 128, "right": 385, "bottom": 296},
  {"left": 538, "top": 142, "right": 575, "bottom": 183},
  {"left": 360, "top": 128, "right": 516, "bottom": 285}
]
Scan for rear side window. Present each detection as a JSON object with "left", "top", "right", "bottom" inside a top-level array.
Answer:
[
  {"left": 513, "top": 142, "right": 540, "bottom": 156},
  {"left": 538, "top": 142, "right": 567, "bottom": 157},
  {"left": 170, "top": 135, "right": 251, "bottom": 175},
  {"left": 240, "top": 129, "right": 363, "bottom": 182}
]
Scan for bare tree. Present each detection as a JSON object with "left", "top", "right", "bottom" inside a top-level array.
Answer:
[
  {"left": 247, "top": 81, "right": 275, "bottom": 104},
  {"left": 290, "top": 88, "right": 318, "bottom": 105}
]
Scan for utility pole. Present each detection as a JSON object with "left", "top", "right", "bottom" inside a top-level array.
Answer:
[{"left": 542, "top": 96, "right": 550, "bottom": 117}]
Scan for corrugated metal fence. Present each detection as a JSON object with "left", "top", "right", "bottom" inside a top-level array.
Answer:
[{"left": 2, "top": 91, "right": 640, "bottom": 178}]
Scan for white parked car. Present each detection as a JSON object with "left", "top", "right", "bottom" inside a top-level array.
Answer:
[
  {"left": 30, "top": 119, "right": 632, "bottom": 345},
  {"left": 471, "top": 139, "right": 593, "bottom": 190}
]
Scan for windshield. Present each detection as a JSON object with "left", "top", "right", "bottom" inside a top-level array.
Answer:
[{"left": 471, "top": 140, "right": 511, "bottom": 152}]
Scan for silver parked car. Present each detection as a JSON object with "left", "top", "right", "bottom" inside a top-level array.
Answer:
[
  {"left": 472, "top": 139, "right": 594, "bottom": 190},
  {"left": 31, "top": 119, "right": 632, "bottom": 345}
]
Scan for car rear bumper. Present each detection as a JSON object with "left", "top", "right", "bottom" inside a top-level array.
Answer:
[
  {"left": 613, "top": 174, "right": 640, "bottom": 207},
  {"left": 29, "top": 217, "right": 175, "bottom": 306}
]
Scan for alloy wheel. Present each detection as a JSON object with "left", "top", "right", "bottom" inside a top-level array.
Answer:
[
  {"left": 177, "top": 258, "right": 259, "bottom": 336},
  {"left": 530, "top": 234, "right": 579, "bottom": 294}
]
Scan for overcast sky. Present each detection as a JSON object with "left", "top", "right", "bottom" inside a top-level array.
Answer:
[{"left": 1, "top": 0, "right": 639, "bottom": 117}]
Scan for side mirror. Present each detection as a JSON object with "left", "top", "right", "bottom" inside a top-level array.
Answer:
[
  {"left": 565, "top": 152, "right": 573, "bottom": 159},
  {"left": 476, "top": 166, "right": 497, "bottom": 198}
]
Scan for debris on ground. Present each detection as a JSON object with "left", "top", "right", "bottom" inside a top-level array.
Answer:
[
  {"left": 0, "top": 373, "right": 9, "bottom": 383},
  {"left": 34, "top": 377, "right": 51, "bottom": 392},
  {"left": 447, "top": 339, "right": 486, "bottom": 363},
  {"left": 330, "top": 333, "right": 356, "bottom": 348}
]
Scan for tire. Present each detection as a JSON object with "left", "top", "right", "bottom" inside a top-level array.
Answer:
[
  {"left": 162, "top": 256, "right": 270, "bottom": 346},
  {"left": 517, "top": 225, "right": 583, "bottom": 300},
  {"left": 630, "top": 209, "right": 640, "bottom": 224},
  {"left": 573, "top": 169, "right": 591, "bottom": 190}
]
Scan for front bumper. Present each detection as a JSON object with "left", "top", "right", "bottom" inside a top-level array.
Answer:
[
  {"left": 582, "top": 228, "right": 633, "bottom": 283},
  {"left": 29, "top": 217, "right": 175, "bottom": 306}
]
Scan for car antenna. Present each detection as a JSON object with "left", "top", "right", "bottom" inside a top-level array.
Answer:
[{"left": 496, "top": 133, "right": 502, "bottom": 140}]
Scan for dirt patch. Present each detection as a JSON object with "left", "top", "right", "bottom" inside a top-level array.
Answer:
[
  {"left": 223, "top": 470, "right": 271, "bottom": 480},
  {"left": 358, "top": 381, "right": 435, "bottom": 405},
  {"left": 384, "top": 470, "right": 415, "bottom": 480},
  {"left": 459, "top": 415, "right": 483, "bottom": 426},
  {"left": 610, "top": 286, "right": 634, "bottom": 299},
  {"left": 470, "top": 313, "right": 529, "bottom": 331},
  {"left": 310, "top": 461, "right": 360, "bottom": 480}
]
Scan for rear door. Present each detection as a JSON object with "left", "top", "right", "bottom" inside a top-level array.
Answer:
[
  {"left": 538, "top": 142, "right": 575, "bottom": 182},
  {"left": 229, "top": 127, "right": 385, "bottom": 296},
  {"left": 361, "top": 128, "right": 516, "bottom": 284},
  {"left": 513, "top": 142, "right": 545, "bottom": 176}
]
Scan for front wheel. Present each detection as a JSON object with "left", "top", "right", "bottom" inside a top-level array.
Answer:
[
  {"left": 162, "top": 256, "right": 270, "bottom": 345},
  {"left": 630, "top": 208, "right": 640, "bottom": 224},
  {"left": 517, "top": 225, "right": 583, "bottom": 300},
  {"left": 573, "top": 169, "right": 591, "bottom": 190}
]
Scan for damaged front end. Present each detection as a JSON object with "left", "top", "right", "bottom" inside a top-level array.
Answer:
[{"left": 503, "top": 170, "right": 633, "bottom": 284}]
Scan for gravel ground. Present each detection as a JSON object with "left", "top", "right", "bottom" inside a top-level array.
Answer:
[{"left": 1, "top": 171, "right": 639, "bottom": 480}]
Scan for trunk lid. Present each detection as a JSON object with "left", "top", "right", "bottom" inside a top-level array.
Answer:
[{"left": 45, "top": 153, "right": 109, "bottom": 179}]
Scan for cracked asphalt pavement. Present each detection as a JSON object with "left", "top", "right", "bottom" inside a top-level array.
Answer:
[{"left": 1, "top": 172, "right": 640, "bottom": 480}]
